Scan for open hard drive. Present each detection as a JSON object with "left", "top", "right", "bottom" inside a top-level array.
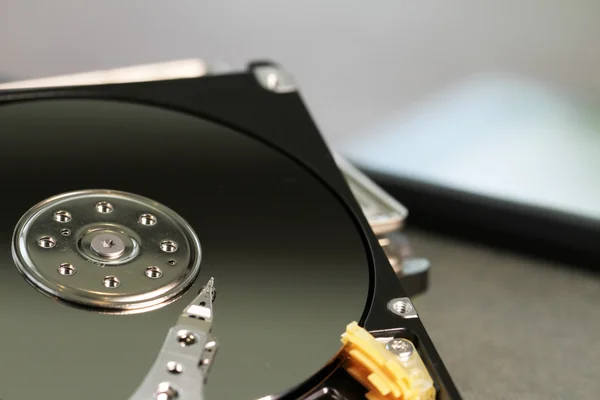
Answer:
[{"left": 0, "top": 60, "right": 460, "bottom": 400}]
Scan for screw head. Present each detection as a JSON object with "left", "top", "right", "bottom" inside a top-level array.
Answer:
[
  {"left": 160, "top": 240, "right": 178, "bottom": 253},
  {"left": 166, "top": 361, "right": 183, "bottom": 374},
  {"left": 385, "top": 338, "right": 414, "bottom": 359},
  {"left": 176, "top": 330, "right": 196, "bottom": 346},
  {"left": 53, "top": 210, "right": 72, "bottom": 223},
  {"left": 37, "top": 236, "right": 56, "bottom": 249},
  {"left": 145, "top": 266, "right": 163, "bottom": 279},
  {"left": 90, "top": 233, "right": 126, "bottom": 259},
  {"left": 266, "top": 73, "right": 280, "bottom": 89},
  {"left": 138, "top": 213, "right": 157, "bottom": 226},
  {"left": 95, "top": 201, "right": 113, "bottom": 213},
  {"left": 60, "top": 228, "right": 71, "bottom": 236},
  {"left": 205, "top": 340, "right": 217, "bottom": 351},
  {"left": 58, "top": 263, "right": 76, "bottom": 276},
  {"left": 253, "top": 65, "right": 297, "bottom": 93},
  {"left": 103, "top": 275, "right": 120, "bottom": 288},
  {"left": 155, "top": 382, "right": 179, "bottom": 400},
  {"left": 168, "top": 259, "right": 177, "bottom": 266}
]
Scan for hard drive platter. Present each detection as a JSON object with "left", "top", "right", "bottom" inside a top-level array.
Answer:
[{"left": 0, "top": 62, "right": 461, "bottom": 400}]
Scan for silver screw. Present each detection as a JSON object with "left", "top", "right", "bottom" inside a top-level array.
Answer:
[
  {"left": 205, "top": 340, "right": 217, "bottom": 352},
  {"left": 160, "top": 240, "right": 178, "bottom": 253},
  {"left": 253, "top": 65, "right": 297, "bottom": 93},
  {"left": 145, "top": 266, "right": 163, "bottom": 279},
  {"left": 155, "top": 382, "right": 179, "bottom": 400},
  {"left": 177, "top": 330, "right": 196, "bottom": 346},
  {"left": 53, "top": 210, "right": 72, "bottom": 223},
  {"left": 138, "top": 213, "right": 157, "bottom": 226},
  {"left": 168, "top": 259, "right": 177, "bottom": 266},
  {"left": 266, "top": 73, "right": 279, "bottom": 90},
  {"left": 95, "top": 201, "right": 113, "bottom": 213},
  {"left": 103, "top": 275, "right": 120, "bottom": 288},
  {"left": 206, "top": 340, "right": 217, "bottom": 348},
  {"left": 90, "top": 233, "right": 126, "bottom": 259},
  {"left": 166, "top": 361, "right": 183, "bottom": 374},
  {"left": 58, "top": 263, "right": 76, "bottom": 276},
  {"left": 385, "top": 338, "right": 414, "bottom": 359},
  {"left": 38, "top": 236, "right": 56, "bottom": 249},
  {"left": 61, "top": 228, "right": 71, "bottom": 236}
]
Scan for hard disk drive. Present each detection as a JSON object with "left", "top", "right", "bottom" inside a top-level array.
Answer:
[{"left": 0, "top": 61, "right": 461, "bottom": 400}]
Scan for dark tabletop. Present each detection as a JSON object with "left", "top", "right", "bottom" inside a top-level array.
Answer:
[{"left": 410, "top": 228, "right": 600, "bottom": 400}]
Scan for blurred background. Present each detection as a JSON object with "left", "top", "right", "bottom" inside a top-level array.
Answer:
[
  {"left": 2, "top": 1, "right": 599, "bottom": 142},
  {"left": 2, "top": 1, "right": 600, "bottom": 399}
]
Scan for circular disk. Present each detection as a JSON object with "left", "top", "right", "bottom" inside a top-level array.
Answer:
[
  {"left": 12, "top": 190, "right": 201, "bottom": 311},
  {"left": 0, "top": 99, "right": 369, "bottom": 400}
]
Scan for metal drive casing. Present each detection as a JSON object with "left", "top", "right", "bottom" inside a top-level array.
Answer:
[{"left": 0, "top": 61, "right": 461, "bottom": 400}]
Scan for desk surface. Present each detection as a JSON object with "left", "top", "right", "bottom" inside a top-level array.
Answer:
[{"left": 410, "top": 229, "right": 600, "bottom": 400}]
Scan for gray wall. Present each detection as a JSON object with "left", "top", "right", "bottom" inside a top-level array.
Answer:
[{"left": 2, "top": 1, "right": 599, "bottom": 144}]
